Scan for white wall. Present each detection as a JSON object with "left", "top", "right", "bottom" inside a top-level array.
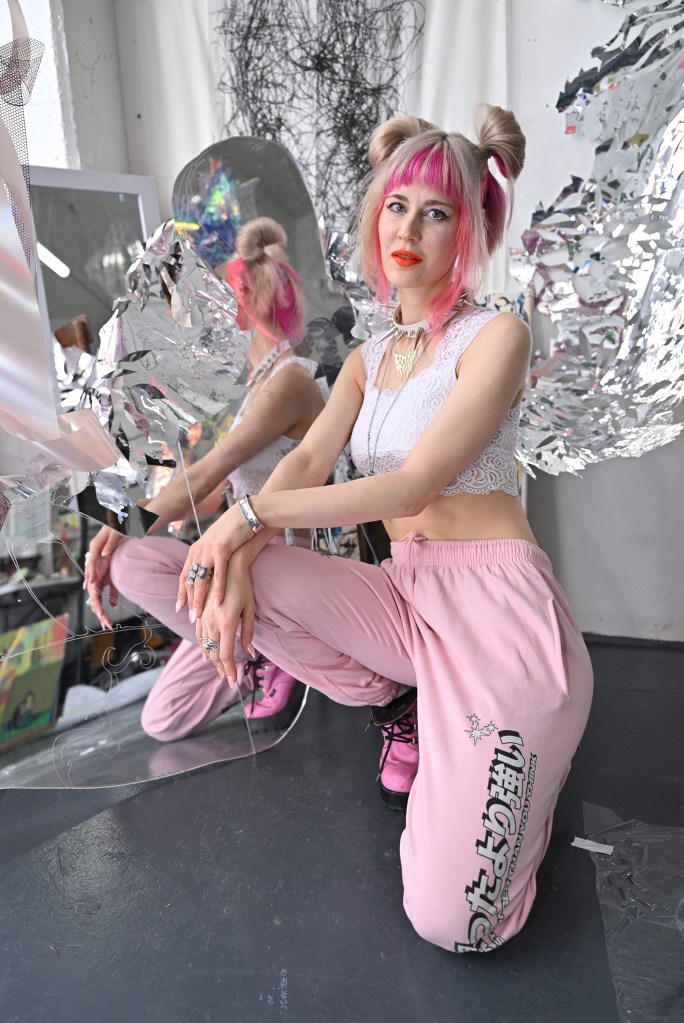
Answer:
[
  {"left": 112, "top": 0, "right": 223, "bottom": 217},
  {"left": 60, "top": 0, "right": 129, "bottom": 172}
]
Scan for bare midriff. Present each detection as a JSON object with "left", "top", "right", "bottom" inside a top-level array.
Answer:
[{"left": 383, "top": 489, "right": 537, "bottom": 544}]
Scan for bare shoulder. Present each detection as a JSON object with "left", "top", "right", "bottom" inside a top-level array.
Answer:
[
  {"left": 270, "top": 361, "right": 320, "bottom": 394},
  {"left": 330, "top": 345, "right": 366, "bottom": 392},
  {"left": 477, "top": 311, "right": 531, "bottom": 353}
]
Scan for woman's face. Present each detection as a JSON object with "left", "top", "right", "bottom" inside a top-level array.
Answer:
[{"left": 377, "top": 182, "right": 459, "bottom": 298}]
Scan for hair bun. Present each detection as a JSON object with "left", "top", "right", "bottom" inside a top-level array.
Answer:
[
  {"left": 236, "top": 216, "right": 287, "bottom": 263},
  {"left": 368, "top": 114, "right": 439, "bottom": 168},
  {"left": 475, "top": 104, "right": 526, "bottom": 181}
]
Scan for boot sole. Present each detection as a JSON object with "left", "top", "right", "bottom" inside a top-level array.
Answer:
[
  {"left": 246, "top": 681, "right": 307, "bottom": 735},
  {"left": 378, "top": 779, "right": 410, "bottom": 811}
]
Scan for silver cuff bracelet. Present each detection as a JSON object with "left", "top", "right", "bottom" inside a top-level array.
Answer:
[{"left": 237, "top": 495, "right": 264, "bottom": 534}]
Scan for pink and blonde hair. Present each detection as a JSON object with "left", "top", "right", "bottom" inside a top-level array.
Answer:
[
  {"left": 356, "top": 106, "right": 526, "bottom": 329},
  {"left": 224, "top": 217, "right": 307, "bottom": 343}
]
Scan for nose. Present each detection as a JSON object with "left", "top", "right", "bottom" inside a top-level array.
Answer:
[{"left": 397, "top": 210, "right": 421, "bottom": 243}]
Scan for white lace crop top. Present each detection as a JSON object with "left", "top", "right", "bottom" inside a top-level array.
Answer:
[
  {"left": 349, "top": 307, "right": 520, "bottom": 497},
  {"left": 226, "top": 355, "right": 322, "bottom": 501}
]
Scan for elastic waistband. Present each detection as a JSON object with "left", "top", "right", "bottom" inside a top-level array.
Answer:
[{"left": 388, "top": 532, "right": 552, "bottom": 570}]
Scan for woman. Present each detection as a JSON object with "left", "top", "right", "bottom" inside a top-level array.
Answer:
[
  {"left": 84, "top": 217, "right": 326, "bottom": 739},
  {"left": 174, "top": 107, "right": 594, "bottom": 953}
]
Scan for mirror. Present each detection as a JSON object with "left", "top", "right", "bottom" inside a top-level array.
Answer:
[{"left": 0, "top": 138, "right": 354, "bottom": 788}]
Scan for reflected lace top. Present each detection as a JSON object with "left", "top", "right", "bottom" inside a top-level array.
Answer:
[
  {"left": 349, "top": 307, "right": 520, "bottom": 497},
  {"left": 227, "top": 355, "right": 320, "bottom": 501}
]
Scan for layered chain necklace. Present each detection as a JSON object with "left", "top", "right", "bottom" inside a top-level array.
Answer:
[{"left": 365, "top": 308, "right": 432, "bottom": 476}]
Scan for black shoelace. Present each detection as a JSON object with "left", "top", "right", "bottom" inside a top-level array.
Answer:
[{"left": 377, "top": 711, "right": 418, "bottom": 779}]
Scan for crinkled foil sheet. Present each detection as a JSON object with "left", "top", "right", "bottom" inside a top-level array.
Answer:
[
  {"left": 512, "top": 0, "right": 684, "bottom": 476},
  {"left": 82, "top": 221, "right": 251, "bottom": 512}
]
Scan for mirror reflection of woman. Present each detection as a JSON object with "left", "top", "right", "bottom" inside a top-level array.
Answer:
[
  {"left": 175, "top": 108, "right": 594, "bottom": 954},
  {"left": 84, "top": 217, "right": 326, "bottom": 738}
]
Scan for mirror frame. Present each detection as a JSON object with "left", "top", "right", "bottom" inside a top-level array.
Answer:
[{"left": 29, "top": 166, "right": 161, "bottom": 350}]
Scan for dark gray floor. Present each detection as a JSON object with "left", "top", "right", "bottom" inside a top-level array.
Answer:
[{"left": 1, "top": 640, "right": 682, "bottom": 1023}]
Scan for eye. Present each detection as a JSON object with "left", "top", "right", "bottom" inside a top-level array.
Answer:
[
  {"left": 425, "top": 208, "right": 448, "bottom": 221},
  {"left": 386, "top": 200, "right": 406, "bottom": 213}
]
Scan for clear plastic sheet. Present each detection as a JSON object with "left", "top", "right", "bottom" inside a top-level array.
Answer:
[
  {"left": 0, "top": 494, "right": 310, "bottom": 789},
  {"left": 583, "top": 802, "right": 684, "bottom": 1023}
]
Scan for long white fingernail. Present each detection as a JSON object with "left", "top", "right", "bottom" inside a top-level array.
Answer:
[
  {"left": 175, "top": 600, "right": 181, "bottom": 613},
  {"left": 247, "top": 645, "right": 256, "bottom": 657},
  {"left": 226, "top": 675, "right": 235, "bottom": 687},
  {"left": 213, "top": 597, "right": 220, "bottom": 610},
  {"left": 189, "top": 609, "right": 196, "bottom": 623}
]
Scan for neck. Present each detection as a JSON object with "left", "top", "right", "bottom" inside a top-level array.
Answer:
[
  {"left": 397, "top": 272, "right": 455, "bottom": 326},
  {"left": 247, "top": 328, "right": 288, "bottom": 367}
]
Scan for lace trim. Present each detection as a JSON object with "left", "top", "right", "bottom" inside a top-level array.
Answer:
[
  {"left": 352, "top": 308, "right": 521, "bottom": 497},
  {"left": 360, "top": 307, "right": 498, "bottom": 391}
]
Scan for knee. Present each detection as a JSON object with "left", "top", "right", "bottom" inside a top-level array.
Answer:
[
  {"left": 109, "top": 538, "right": 153, "bottom": 595},
  {"left": 404, "top": 896, "right": 525, "bottom": 955},
  {"left": 402, "top": 862, "right": 530, "bottom": 955},
  {"left": 140, "top": 689, "right": 179, "bottom": 743}
]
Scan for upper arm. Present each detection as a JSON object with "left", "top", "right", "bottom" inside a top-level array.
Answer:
[
  {"left": 211, "top": 367, "right": 322, "bottom": 470},
  {"left": 292, "top": 347, "right": 366, "bottom": 474},
  {"left": 402, "top": 313, "right": 531, "bottom": 499}
]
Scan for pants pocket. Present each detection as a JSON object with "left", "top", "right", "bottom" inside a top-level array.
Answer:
[{"left": 547, "top": 597, "right": 569, "bottom": 696}]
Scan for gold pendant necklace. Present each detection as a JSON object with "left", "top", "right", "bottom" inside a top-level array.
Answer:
[
  {"left": 394, "top": 345, "right": 422, "bottom": 381},
  {"left": 389, "top": 307, "right": 429, "bottom": 382}
]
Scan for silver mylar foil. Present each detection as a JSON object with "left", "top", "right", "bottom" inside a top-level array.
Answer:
[
  {"left": 512, "top": 0, "right": 684, "bottom": 475},
  {"left": 324, "top": 229, "right": 390, "bottom": 341},
  {"left": 84, "top": 221, "right": 251, "bottom": 511}
]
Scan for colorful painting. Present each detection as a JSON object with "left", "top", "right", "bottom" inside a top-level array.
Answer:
[{"left": 0, "top": 615, "right": 69, "bottom": 749}]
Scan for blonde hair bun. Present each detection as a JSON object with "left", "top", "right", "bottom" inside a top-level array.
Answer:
[
  {"left": 236, "top": 216, "right": 287, "bottom": 263},
  {"left": 368, "top": 114, "right": 439, "bottom": 168},
  {"left": 476, "top": 104, "right": 526, "bottom": 180}
]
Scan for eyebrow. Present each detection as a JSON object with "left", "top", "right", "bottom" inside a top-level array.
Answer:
[{"left": 388, "top": 193, "right": 455, "bottom": 208}]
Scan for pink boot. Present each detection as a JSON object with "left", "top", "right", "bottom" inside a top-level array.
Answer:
[
  {"left": 373, "top": 691, "right": 419, "bottom": 810},
  {"left": 243, "top": 655, "right": 306, "bottom": 734}
]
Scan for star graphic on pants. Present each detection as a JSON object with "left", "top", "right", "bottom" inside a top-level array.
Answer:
[
  {"left": 466, "top": 724, "right": 485, "bottom": 744},
  {"left": 467, "top": 713, "right": 480, "bottom": 726}
]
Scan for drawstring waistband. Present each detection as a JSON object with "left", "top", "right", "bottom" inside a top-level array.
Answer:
[{"left": 388, "top": 532, "right": 552, "bottom": 570}]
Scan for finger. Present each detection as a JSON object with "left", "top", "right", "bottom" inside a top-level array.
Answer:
[
  {"left": 219, "top": 644, "right": 235, "bottom": 683},
  {"left": 177, "top": 550, "right": 198, "bottom": 613},
  {"left": 212, "top": 560, "right": 228, "bottom": 610},
  {"left": 87, "top": 585, "right": 112, "bottom": 630},
  {"left": 101, "top": 531, "right": 123, "bottom": 557},
  {"left": 240, "top": 605, "right": 255, "bottom": 657},
  {"left": 190, "top": 567, "right": 214, "bottom": 620}
]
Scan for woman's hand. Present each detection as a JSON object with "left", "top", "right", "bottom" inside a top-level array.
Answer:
[
  {"left": 177, "top": 503, "right": 254, "bottom": 622},
  {"left": 83, "top": 526, "right": 126, "bottom": 629},
  {"left": 194, "top": 558, "right": 256, "bottom": 682}
]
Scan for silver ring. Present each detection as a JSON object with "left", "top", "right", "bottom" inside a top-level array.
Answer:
[
  {"left": 191, "top": 563, "right": 199, "bottom": 572},
  {"left": 197, "top": 565, "right": 211, "bottom": 579},
  {"left": 202, "top": 638, "right": 220, "bottom": 652}
]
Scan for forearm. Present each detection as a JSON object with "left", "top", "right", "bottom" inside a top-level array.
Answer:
[
  {"left": 230, "top": 446, "right": 332, "bottom": 567},
  {"left": 144, "top": 459, "right": 231, "bottom": 533},
  {"left": 251, "top": 470, "right": 425, "bottom": 532}
]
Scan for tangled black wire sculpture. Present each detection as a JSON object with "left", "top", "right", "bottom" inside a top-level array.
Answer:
[{"left": 215, "top": 0, "right": 424, "bottom": 227}]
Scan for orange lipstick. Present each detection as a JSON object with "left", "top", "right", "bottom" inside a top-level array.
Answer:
[{"left": 391, "top": 249, "right": 423, "bottom": 267}]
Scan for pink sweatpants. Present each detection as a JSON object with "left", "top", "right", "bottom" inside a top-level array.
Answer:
[
  {"left": 110, "top": 537, "right": 241, "bottom": 741},
  {"left": 242, "top": 532, "right": 593, "bottom": 953},
  {"left": 109, "top": 535, "right": 309, "bottom": 742}
]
